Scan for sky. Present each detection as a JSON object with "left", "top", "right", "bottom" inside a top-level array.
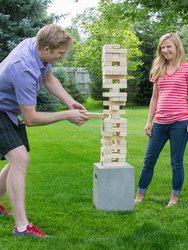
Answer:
[{"left": 47, "top": 0, "right": 100, "bottom": 28}]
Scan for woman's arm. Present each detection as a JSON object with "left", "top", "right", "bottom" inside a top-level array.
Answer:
[{"left": 145, "top": 82, "right": 158, "bottom": 137}]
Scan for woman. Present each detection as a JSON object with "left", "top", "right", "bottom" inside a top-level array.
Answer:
[{"left": 135, "top": 32, "right": 188, "bottom": 207}]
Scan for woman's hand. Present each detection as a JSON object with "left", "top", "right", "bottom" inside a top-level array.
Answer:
[{"left": 144, "top": 122, "right": 152, "bottom": 137}]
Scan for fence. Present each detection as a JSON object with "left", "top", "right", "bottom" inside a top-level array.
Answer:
[
  {"left": 53, "top": 67, "right": 137, "bottom": 103},
  {"left": 55, "top": 67, "right": 91, "bottom": 97}
]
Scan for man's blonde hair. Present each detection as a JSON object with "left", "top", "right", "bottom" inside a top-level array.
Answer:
[
  {"left": 150, "top": 32, "right": 186, "bottom": 82},
  {"left": 36, "top": 24, "right": 72, "bottom": 50}
]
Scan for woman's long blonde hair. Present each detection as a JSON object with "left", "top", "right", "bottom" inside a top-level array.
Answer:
[{"left": 150, "top": 32, "right": 186, "bottom": 82}]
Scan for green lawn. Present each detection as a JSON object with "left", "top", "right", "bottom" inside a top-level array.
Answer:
[{"left": 0, "top": 106, "right": 188, "bottom": 250}]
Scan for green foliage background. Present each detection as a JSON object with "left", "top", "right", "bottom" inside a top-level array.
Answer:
[
  {"left": 0, "top": 0, "right": 59, "bottom": 61},
  {"left": 1, "top": 0, "right": 188, "bottom": 105},
  {"left": 61, "top": 0, "right": 188, "bottom": 104}
]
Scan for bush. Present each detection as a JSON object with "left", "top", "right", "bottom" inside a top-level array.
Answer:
[
  {"left": 84, "top": 97, "right": 103, "bottom": 110},
  {"left": 36, "top": 69, "right": 86, "bottom": 112},
  {"left": 36, "top": 87, "right": 60, "bottom": 112},
  {"left": 53, "top": 68, "right": 86, "bottom": 104}
]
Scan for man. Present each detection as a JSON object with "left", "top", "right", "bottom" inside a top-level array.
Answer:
[{"left": 0, "top": 24, "right": 89, "bottom": 237}]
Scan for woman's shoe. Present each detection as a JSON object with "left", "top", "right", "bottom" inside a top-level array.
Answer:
[
  {"left": 166, "top": 201, "right": 177, "bottom": 208},
  {"left": 134, "top": 193, "right": 144, "bottom": 204},
  {"left": 134, "top": 198, "right": 143, "bottom": 204}
]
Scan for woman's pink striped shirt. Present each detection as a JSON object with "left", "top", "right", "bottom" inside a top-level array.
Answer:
[{"left": 153, "top": 63, "right": 188, "bottom": 124}]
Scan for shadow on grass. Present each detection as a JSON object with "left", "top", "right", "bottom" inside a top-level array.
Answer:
[{"left": 61, "top": 222, "right": 183, "bottom": 250}]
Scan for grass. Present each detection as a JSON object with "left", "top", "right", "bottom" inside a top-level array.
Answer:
[{"left": 0, "top": 106, "right": 188, "bottom": 250}]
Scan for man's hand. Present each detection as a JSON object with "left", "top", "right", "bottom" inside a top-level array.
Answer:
[
  {"left": 65, "top": 109, "right": 89, "bottom": 126},
  {"left": 67, "top": 101, "right": 87, "bottom": 111}
]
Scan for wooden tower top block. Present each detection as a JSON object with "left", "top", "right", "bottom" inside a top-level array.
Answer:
[{"left": 103, "top": 44, "right": 121, "bottom": 49}]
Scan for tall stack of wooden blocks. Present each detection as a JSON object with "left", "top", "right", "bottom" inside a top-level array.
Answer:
[
  {"left": 101, "top": 44, "right": 127, "bottom": 167},
  {"left": 93, "top": 44, "right": 134, "bottom": 211}
]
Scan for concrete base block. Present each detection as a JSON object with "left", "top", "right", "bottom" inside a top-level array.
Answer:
[{"left": 93, "top": 163, "right": 134, "bottom": 211}]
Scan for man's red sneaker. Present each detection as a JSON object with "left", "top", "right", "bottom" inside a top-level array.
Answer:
[
  {"left": 0, "top": 205, "right": 10, "bottom": 216},
  {"left": 12, "top": 223, "right": 48, "bottom": 238}
]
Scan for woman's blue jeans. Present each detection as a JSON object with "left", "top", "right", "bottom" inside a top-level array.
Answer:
[{"left": 137, "top": 120, "right": 188, "bottom": 196}]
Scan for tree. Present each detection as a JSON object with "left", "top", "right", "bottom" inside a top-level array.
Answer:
[
  {"left": 0, "top": 0, "right": 59, "bottom": 61},
  {"left": 179, "top": 25, "right": 188, "bottom": 58},
  {"left": 58, "top": 0, "right": 188, "bottom": 104},
  {"left": 132, "top": 22, "right": 164, "bottom": 104},
  {"left": 56, "top": 26, "right": 82, "bottom": 67},
  {"left": 119, "top": 0, "right": 188, "bottom": 104},
  {"left": 36, "top": 87, "right": 60, "bottom": 112},
  {"left": 121, "top": 0, "right": 188, "bottom": 31},
  {"left": 72, "top": 0, "right": 142, "bottom": 100},
  {"left": 53, "top": 68, "right": 85, "bottom": 104},
  {"left": 0, "top": 0, "right": 63, "bottom": 111}
]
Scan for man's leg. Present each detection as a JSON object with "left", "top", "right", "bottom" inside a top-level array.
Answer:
[
  {"left": 0, "top": 164, "right": 10, "bottom": 200},
  {"left": 5, "top": 145, "right": 30, "bottom": 228}
]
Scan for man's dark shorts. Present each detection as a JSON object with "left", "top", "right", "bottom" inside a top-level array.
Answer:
[{"left": 0, "top": 111, "right": 30, "bottom": 160}]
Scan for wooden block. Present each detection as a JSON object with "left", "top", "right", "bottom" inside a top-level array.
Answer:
[
  {"left": 120, "top": 132, "right": 127, "bottom": 136},
  {"left": 103, "top": 92, "right": 127, "bottom": 97},
  {"left": 103, "top": 122, "right": 127, "bottom": 128},
  {"left": 103, "top": 78, "right": 127, "bottom": 83},
  {"left": 102, "top": 57, "right": 126, "bottom": 63},
  {"left": 102, "top": 147, "right": 127, "bottom": 154},
  {"left": 103, "top": 62, "right": 127, "bottom": 68},
  {"left": 101, "top": 147, "right": 120, "bottom": 154},
  {"left": 103, "top": 66, "right": 127, "bottom": 76},
  {"left": 102, "top": 131, "right": 127, "bottom": 137},
  {"left": 101, "top": 162, "right": 127, "bottom": 167},
  {"left": 103, "top": 44, "right": 120, "bottom": 49},
  {"left": 103, "top": 110, "right": 126, "bottom": 115},
  {"left": 110, "top": 97, "right": 127, "bottom": 102},
  {"left": 85, "top": 112, "right": 104, "bottom": 118},
  {"left": 103, "top": 123, "right": 113, "bottom": 128},
  {"left": 102, "top": 78, "right": 112, "bottom": 84},
  {"left": 103, "top": 48, "right": 127, "bottom": 54},
  {"left": 109, "top": 114, "right": 121, "bottom": 119},
  {"left": 103, "top": 101, "right": 126, "bottom": 106},
  {"left": 103, "top": 127, "right": 126, "bottom": 133},
  {"left": 103, "top": 53, "right": 112, "bottom": 58},
  {"left": 102, "top": 131, "right": 113, "bottom": 137},
  {"left": 102, "top": 61, "right": 112, "bottom": 67},
  {"left": 100, "top": 156, "right": 126, "bottom": 166},
  {"left": 101, "top": 157, "right": 126, "bottom": 164},
  {"left": 102, "top": 134, "right": 126, "bottom": 140},
  {"left": 100, "top": 139, "right": 112, "bottom": 146},
  {"left": 103, "top": 118, "right": 127, "bottom": 124},
  {"left": 103, "top": 120, "right": 127, "bottom": 127},
  {"left": 110, "top": 106, "right": 120, "bottom": 111},
  {"left": 101, "top": 138, "right": 126, "bottom": 146},
  {"left": 119, "top": 123, "right": 127, "bottom": 128},
  {"left": 101, "top": 153, "right": 126, "bottom": 159},
  {"left": 102, "top": 59, "right": 126, "bottom": 66},
  {"left": 103, "top": 76, "right": 126, "bottom": 81},
  {"left": 102, "top": 57, "right": 126, "bottom": 64},
  {"left": 103, "top": 84, "right": 127, "bottom": 89},
  {"left": 111, "top": 87, "right": 120, "bottom": 93}
]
